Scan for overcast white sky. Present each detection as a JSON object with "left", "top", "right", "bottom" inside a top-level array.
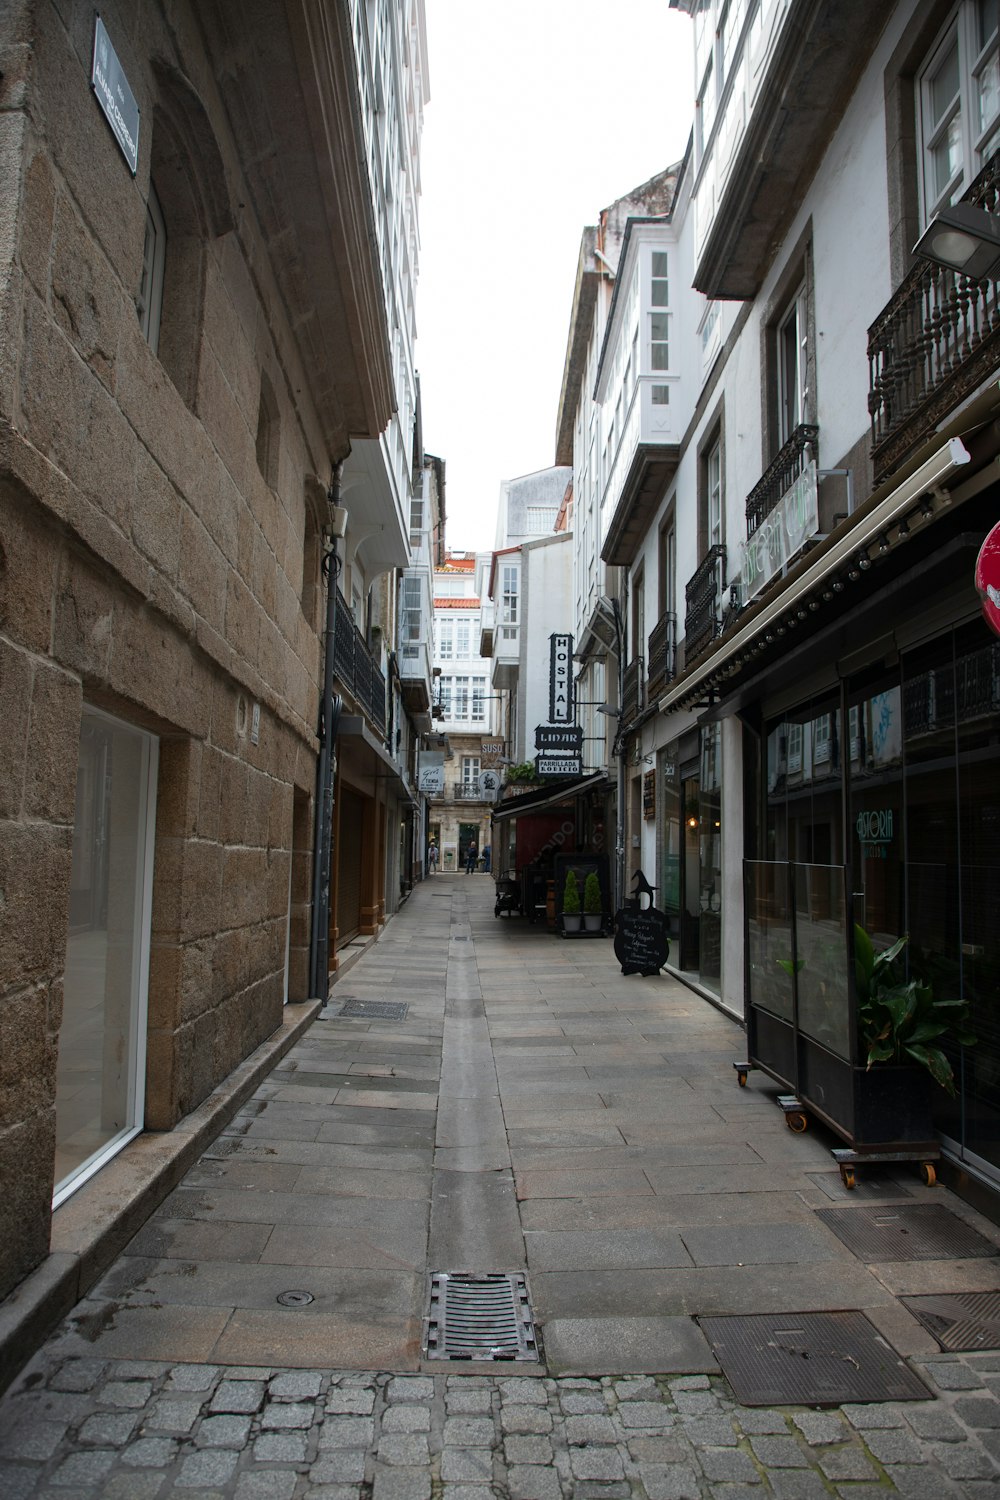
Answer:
[{"left": 415, "top": 1, "right": 696, "bottom": 554}]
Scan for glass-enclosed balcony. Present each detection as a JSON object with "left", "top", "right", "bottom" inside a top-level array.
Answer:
[{"left": 599, "top": 379, "right": 681, "bottom": 567}]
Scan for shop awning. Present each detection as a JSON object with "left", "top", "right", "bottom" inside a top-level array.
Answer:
[
  {"left": 658, "top": 437, "right": 972, "bottom": 717},
  {"left": 491, "top": 770, "right": 609, "bottom": 823}
]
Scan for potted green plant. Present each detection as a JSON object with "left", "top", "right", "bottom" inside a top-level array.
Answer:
[
  {"left": 852, "top": 925, "right": 976, "bottom": 1143},
  {"left": 505, "top": 761, "right": 537, "bottom": 786},
  {"left": 583, "top": 872, "right": 603, "bottom": 933},
  {"left": 562, "top": 869, "right": 581, "bottom": 934}
]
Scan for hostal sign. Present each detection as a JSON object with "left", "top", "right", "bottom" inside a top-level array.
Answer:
[{"left": 549, "top": 634, "right": 574, "bottom": 724}]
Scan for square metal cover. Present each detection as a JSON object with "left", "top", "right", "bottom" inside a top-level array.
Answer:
[
  {"left": 336, "top": 999, "right": 409, "bottom": 1021},
  {"left": 423, "top": 1272, "right": 539, "bottom": 1362},
  {"left": 902, "top": 1291, "right": 1000, "bottom": 1352},
  {"left": 817, "top": 1204, "right": 1000, "bottom": 1263},
  {"left": 699, "top": 1311, "right": 930, "bottom": 1406}
]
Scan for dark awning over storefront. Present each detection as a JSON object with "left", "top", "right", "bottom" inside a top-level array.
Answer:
[{"left": 491, "top": 770, "right": 608, "bottom": 824}]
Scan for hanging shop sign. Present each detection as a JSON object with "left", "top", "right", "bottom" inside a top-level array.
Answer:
[
  {"left": 975, "top": 519, "right": 1000, "bottom": 638},
  {"left": 549, "top": 633, "right": 574, "bottom": 723},
  {"left": 477, "top": 769, "right": 501, "bottom": 799},
  {"left": 643, "top": 770, "right": 656, "bottom": 820},
  {"left": 480, "top": 740, "right": 505, "bottom": 767},
  {"left": 535, "top": 755, "right": 582, "bottom": 778},
  {"left": 418, "top": 751, "right": 445, "bottom": 794},
  {"left": 534, "top": 723, "right": 583, "bottom": 752},
  {"left": 737, "top": 460, "right": 819, "bottom": 603},
  {"left": 91, "top": 17, "right": 140, "bottom": 174}
]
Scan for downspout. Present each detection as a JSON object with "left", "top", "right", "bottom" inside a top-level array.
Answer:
[
  {"left": 309, "top": 461, "right": 346, "bottom": 1002},
  {"left": 611, "top": 596, "right": 627, "bottom": 913}
]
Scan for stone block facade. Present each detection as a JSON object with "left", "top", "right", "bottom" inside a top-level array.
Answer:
[{"left": 0, "top": 0, "right": 406, "bottom": 1300}]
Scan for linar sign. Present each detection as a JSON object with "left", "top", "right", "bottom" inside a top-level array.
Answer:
[
  {"left": 535, "top": 724, "right": 583, "bottom": 752},
  {"left": 975, "top": 520, "right": 1000, "bottom": 638},
  {"left": 549, "top": 633, "right": 574, "bottom": 724}
]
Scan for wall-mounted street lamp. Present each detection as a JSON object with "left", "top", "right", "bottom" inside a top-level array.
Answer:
[{"left": 913, "top": 201, "right": 1000, "bottom": 280}]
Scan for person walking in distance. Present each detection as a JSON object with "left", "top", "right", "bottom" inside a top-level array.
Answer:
[
  {"left": 428, "top": 840, "right": 438, "bottom": 874},
  {"left": 465, "top": 841, "right": 478, "bottom": 874}
]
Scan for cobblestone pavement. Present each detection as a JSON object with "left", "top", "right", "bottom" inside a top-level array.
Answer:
[{"left": 3, "top": 1353, "right": 1000, "bottom": 1497}]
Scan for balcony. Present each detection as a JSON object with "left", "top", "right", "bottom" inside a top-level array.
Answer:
[
  {"left": 647, "top": 611, "right": 677, "bottom": 702},
  {"left": 452, "top": 784, "right": 487, "bottom": 801},
  {"left": 398, "top": 638, "right": 432, "bottom": 721},
  {"left": 684, "top": 545, "right": 727, "bottom": 665},
  {"left": 622, "top": 656, "right": 645, "bottom": 726},
  {"left": 479, "top": 598, "right": 495, "bottom": 657},
  {"left": 746, "top": 424, "right": 819, "bottom": 536},
  {"left": 333, "top": 589, "right": 387, "bottom": 736},
  {"left": 690, "top": 0, "right": 884, "bottom": 299},
  {"left": 491, "top": 611, "right": 519, "bottom": 691},
  {"left": 868, "top": 156, "right": 1000, "bottom": 483},
  {"left": 599, "top": 381, "right": 680, "bottom": 566}
]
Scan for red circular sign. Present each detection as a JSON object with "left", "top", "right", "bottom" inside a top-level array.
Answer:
[{"left": 975, "top": 520, "right": 1000, "bottom": 637}]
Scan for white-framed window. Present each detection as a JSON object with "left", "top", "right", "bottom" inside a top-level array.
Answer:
[
  {"left": 649, "top": 255, "right": 670, "bottom": 373},
  {"left": 919, "top": 1, "right": 1000, "bottom": 223},
  {"left": 400, "top": 574, "right": 421, "bottom": 645},
  {"left": 787, "top": 721, "right": 803, "bottom": 775},
  {"left": 455, "top": 618, "right": 471, "bottom": 659},
  {"left": 453, "top": 676, "right": 470, "bottom": 719},
  {"left": 137, "top": 183, "right": 166, "bottom": 354},
  {"left": 461, "top": 755, "right": 480, "bottom": 790},
  {"left": 438, "top": 620, "right": 454, "bottom": 659},
  {"left": 500, "top": 564, "right": 519, "bottom": 636},
  {"left": 438, "top": 676, "right": 452, "bottom": 717},
  {"left": 525, "top": 506, "right": 558, "bottom": 532},
  {"left": 706, "top": 436, "right": 723, "bottom": 552},
  {"left": 651, "top": 385, "right": 670, "bottom": 406},
  {"left": 409, "top": 492, "right": 424, "bottom": 545},
  {"left": 812, "top": 713, "right": 831, "bottom": 765},
  {"left": 777, "top": 282, "right": 808, "bottom": 445},
  {"left": 472, "top": 677, "right": 486, "bottom": 721}
]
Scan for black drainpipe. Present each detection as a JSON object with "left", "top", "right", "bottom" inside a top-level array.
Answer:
[{"left": 309, "top": 461, "right": 345, "bottom": 1002}]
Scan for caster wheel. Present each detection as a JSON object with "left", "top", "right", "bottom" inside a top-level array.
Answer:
[
  {"left": 786, "top": 1111, "right": 808, "bottom": 1133},
  {"left": 920, "top": 1162, "right": 937, "bottom": 1187},
  {"left": 840, "top": 1167, "right": 856, "bottom": 1190},
  {"left": 736, "top": 1069, "right": 748, "bottom": 1088}
]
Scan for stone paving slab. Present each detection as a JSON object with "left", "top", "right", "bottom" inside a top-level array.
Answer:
[{"left": 5, "top": 877, "right": 1000, "bottom": 1495}]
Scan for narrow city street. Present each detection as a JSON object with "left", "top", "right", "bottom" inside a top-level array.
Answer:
[{"left": 2, "top": 873, "right": 1000, "bottom": 1498}]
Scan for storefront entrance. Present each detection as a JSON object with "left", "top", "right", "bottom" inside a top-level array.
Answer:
[
  {"left": 763, "top": 617, "right": 1000, "bottom": 1186},
  {"left": 55, "top": 708, "right": 158, "bottom": 1205}
]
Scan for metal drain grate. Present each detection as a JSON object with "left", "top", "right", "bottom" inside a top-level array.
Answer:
[
  {"left": 817, "top": 1204, "right": 1000, "bottom": 1263},
  {"left": 423, "top": 1272, "right": 539, "bottom": 1362},
  {"left": 902, "top": 1291, "right": 1000, "bottom": 1351},
  {"left": 699, "top": 1311, "right": 930, "bottom": 1406},
  {"left": 336, "top": 999, "right": 409, "bottom": 1021}
]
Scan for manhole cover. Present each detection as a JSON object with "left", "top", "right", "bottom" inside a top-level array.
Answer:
[
  {"left": 336, "top": 1000, "right": 409, "bottom": 1021},
  {"left": 276, "top": 1290, "right": 314, "bottom": 1307},
  {"left": 902, "top": 1291, "right": 1000, "bottom": 1351},
  {"left": 423, "top": 1272, "right": 539, "bottom": 1362},
  {"left": 817, "top": 1205, "right": 1000, "bottom": 1263},
  {"left": 699, "top": 1311, "right": 930, "bottom": 1406}
]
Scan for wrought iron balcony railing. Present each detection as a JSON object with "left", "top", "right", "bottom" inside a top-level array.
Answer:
[
  {"left": 647, "top": 610, "right": 677, "bottom": 700},
  {"left": 333, "top": 589, "right": 387, "bottom": 736},
  {"left": 622, "top": 656, "right": 645, "bottom": 725},
  {"left": 868, "top": 154, "right": 1000, "bottom": 482},
  {"left": 745, "top": 424, "right": 819, "bottom": 536},
  {"left": 684, "top": 545, "right": 727, "bottom": 663}
]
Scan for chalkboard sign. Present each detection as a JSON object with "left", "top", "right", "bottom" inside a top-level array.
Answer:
[{"left": 613, "top": 869, "right": 669, "bottom": 976}]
